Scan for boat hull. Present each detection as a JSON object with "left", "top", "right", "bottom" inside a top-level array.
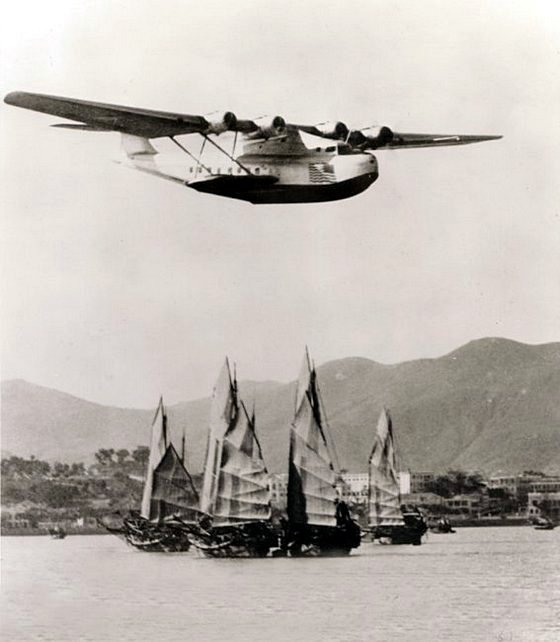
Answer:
[
  {"left": 100, "top": 515, "right": 194, "bottom": 552},
  {"left": 189, "top": 521, "right": 278, "bottom": 558},
  {"left": 282, "top": 521, "right": 362, "bottom": 557},
  {"left": 189, "top": 172, "right": 378, "bottom": 204},
  {"left": 373, "top": 511, "right": 428, "bottom": 546}
]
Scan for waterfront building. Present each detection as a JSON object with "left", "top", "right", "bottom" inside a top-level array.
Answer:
[
  {"left": 401, "top": 492, "right": 444, "bottom": 509},
  {"left": 444, "top": 493, "right": 483, "bottom": 516},
  {"left": 398, "top": 471, "right": 436, "bottom": 495},
  {"left": 336, "top": 472, "right": 369, "bottom": 503},
  {"left": 526, "top": 491, "right": 560, "bottom": 522},
  {"left": 488, "top": 473, "right": 560, "bottom": 506},
  {"left": 269, "top": 473, "right": 289, "bottom": 505}
]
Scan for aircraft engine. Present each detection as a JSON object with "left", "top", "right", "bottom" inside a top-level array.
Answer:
[
  {"left": 248, "top": 115, "right": 287, "bottom": 139},
  {"left": 348, "top": 126, "right": 394, "bottom": 149},
  {"left": 205, "top": 111, "right": 238, "bottom": 135},
  {"left": 315, "top": 121, "right": 349, "bottom": 140}
]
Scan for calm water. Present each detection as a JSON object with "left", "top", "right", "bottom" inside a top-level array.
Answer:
[{"left": 1, "top": 527, "right": 559, "bottom": 642}]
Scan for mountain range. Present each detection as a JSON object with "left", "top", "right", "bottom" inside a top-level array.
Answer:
[{"left": 2, "top": 338, "right": 559, "bottom": 475}]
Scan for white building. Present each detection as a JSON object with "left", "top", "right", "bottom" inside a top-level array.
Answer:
[{"left": 526, "top": 491, "right": 560, "bottom": 521}]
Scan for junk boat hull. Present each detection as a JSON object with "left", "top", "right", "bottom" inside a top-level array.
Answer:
[
  {"left": 101, "top": 515, "right": 194, "bottom": 552},
  {"left": 281, "top": 521, "right": 362, "bottom": 557},
  {"left": 189, "top": 522, "right": 278, "bottom": 558}
]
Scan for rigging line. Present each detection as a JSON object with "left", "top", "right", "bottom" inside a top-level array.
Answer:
[
  {"left": 169, "top": 136, "right": 212, "bottom": 174},
  {"left": 316, "top": 384, "right": 341, "bottom": 473},
  {"left": 201, "top": 134, "right": 253, "bottom": 175}
]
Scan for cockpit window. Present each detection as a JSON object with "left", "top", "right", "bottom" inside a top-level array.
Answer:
[{"left": 337, "top": 143, "right": 353, "bottom": 155}]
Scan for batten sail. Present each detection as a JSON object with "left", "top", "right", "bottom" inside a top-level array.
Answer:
[
  {"left": 199, "top": 360, "right": 237, "bottom": 515},
  {"left": 288, "top": 354, "right": 337, "bottom": 527},
  {"left": 213, "top": 402, "right": 271, "bottom": 524},
  {"left": 200, "top": 359, "right": 271, "bottom": 523},
  {"left": 368, "top": 409, "right": 405, "bottom": 527},
  {"left": 150, "top": 444, "right": 200, "bottom": 523},
  {"left": 140, "top": 397, "right": 168, "bottom": 519}
]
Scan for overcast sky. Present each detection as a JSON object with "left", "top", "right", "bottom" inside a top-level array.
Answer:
[{"left": 1, "top": 0, "right": 559, "bottom": 408}]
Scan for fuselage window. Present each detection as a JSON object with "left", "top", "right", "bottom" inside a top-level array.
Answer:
[{"left": 254, "top": 167, "right": 260, "bottom": 175}]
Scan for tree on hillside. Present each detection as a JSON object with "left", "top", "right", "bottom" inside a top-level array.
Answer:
[
  {"left": 53, "top": 462, "right": 71, "bottom": 477},
  {"left": 70, "top": 462, "right": 86, "bottom": 476},
  {"left": 30, "top": 481, "right": 81, "bottom": 508},
  {"left": 115, "top": 449, "right": 130, "bottom": 465},
  {"left": 426, "top": 470, "right": 485, "bottom": 498},
  {"left": 1, "top": 456, "right": 51, "bottom": 479},
  {"left": 131, "top": 446, "right": 149, "bottom": 468},
  {"left": 94, "top": 448, "right": 116, "bottom": 467}
]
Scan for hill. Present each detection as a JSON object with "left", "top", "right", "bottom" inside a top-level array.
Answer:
[{"left": 2, "top": 338, "right": 559, "bottom": 475}]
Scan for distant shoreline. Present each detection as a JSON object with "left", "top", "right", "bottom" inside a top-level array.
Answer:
[
  {"left": 2, "top": 519, "right": 534, "bottom": 537},
  {"left": 1, "top": 527, "right": 108, "bottom": 537}
]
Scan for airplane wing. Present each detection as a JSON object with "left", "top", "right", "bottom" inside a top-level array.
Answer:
[
  {"left": 5, "top": 91, "right": 501, "bottom": 149},
  {"left": 380, "top": 132, "right": 502, "bottom": 149},
  {"left": 291, "top": 123, "right": 501, "bottom": 150},
  {"left": 4, "top": 91, "right": 211, "bottom": 138}
]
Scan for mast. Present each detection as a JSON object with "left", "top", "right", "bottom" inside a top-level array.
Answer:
[
  {"left": 287, "top": 352, "right": 337, "bottom": 527},
  {"left": 368, "top": 408, "right": 405, "bottom": 527},
  {"left": 140, "top": 397, "right": 168, "bottom": 519},
  {"left": 181, "top": 427, "right": 187, "bottom": 466}
]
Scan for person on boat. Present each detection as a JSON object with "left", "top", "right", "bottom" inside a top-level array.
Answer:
[{"left": 335, "top": 498, "right": 351, "bottom": 526}]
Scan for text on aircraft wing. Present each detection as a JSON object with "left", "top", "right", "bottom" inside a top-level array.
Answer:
[{"left": 380, "top": 132, "right": 502, "bottom": 149}]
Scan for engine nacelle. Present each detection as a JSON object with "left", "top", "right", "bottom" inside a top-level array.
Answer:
[
  {"left": 348, "top": 126, "right": 394, "bottom": 149},
  {"left": 247, "top": 115, "right": 287, "bottom": 139},
  {"left": 205, "top": 111, "right": 238, "bottom": 135},
  {"left": 314, "top": 121, "right": 349, "bottom": 140}
]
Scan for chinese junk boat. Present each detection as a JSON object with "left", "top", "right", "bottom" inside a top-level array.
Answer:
[
  {"left": 283, "top": 352, "right": 361, "bottom": 557},
  {"left": 368, "top": 408, "right": 427, "bottom": 545},
  {"left": 189, "top": 360, "right": 277, "bottom": 558},
  {"left": 102, "top": 398, "right": 200, "bottom": 552}
]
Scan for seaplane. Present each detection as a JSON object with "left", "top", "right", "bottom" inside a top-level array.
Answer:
[{"left": 4, "top": 91, "right": 501, "bottom": 204}]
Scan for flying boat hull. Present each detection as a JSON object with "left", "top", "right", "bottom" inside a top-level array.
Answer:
[{"left": 189, "top": 171, "right": 378, "bottom": 203}]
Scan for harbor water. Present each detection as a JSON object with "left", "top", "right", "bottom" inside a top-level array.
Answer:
[{"left": 2, "top": 526, "right": 559, "bottom": 641}]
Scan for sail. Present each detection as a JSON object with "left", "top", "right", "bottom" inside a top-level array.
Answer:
[
  {"left": 140, "top": 398, "right": 168, "bottom": 519},
  {"left": 149, "top": 444, "right": 200, "bottom": 523},
  {"left": 294, "top": 349, "right": 312, "bottom": 414},
  {"left": 288, "top": 367, "right": 337, "bottom": 528},
  {"left": 368, "top": 409, "right": 405, "bottom": 527},
  {"left": 213, "top": 402, "right": 271, "bottom": 524},
  {"left": 199, "top": 359, "right": 237, "bottom": 515}
]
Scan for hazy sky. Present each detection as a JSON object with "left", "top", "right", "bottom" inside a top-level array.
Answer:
[{"left": 1, "top": 0, "right": 559, "bottom": 408}]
